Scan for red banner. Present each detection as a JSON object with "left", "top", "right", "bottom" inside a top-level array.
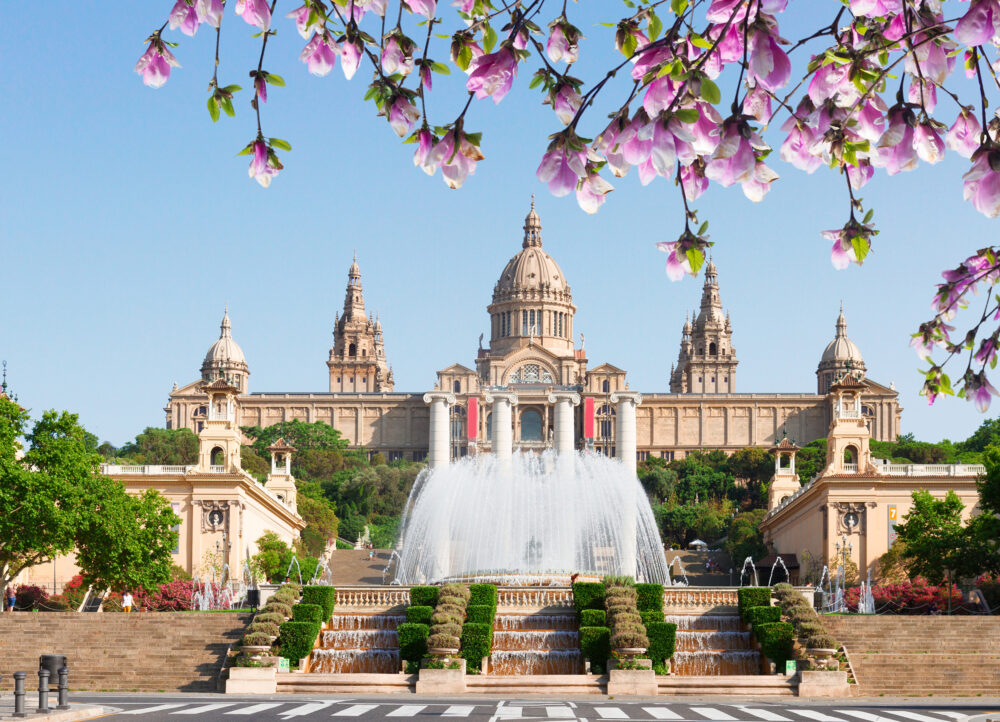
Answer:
[
  {"left": 467, "top": 398, "right": 478, "bottom": 439},
  {"left": 584, "top": 397, "right": 595, "bottom": 439}
]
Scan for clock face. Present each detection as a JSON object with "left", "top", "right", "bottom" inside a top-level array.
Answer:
[
  {"left": 208, "top": 509, "right": 224, "bottom": 527},
  {"left": 844, "top": 512, "right": 860, "bottom": 529}
]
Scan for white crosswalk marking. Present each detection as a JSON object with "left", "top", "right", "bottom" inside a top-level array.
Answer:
[
  {"left": 334, "top": 705, "right": 380, "bottom": 717},
  {"left": 226, "top": 703, "right": 284, "bottom": 715},
  {"left": 545, "top": 708, "right": 576, "bottom": 718},
  {"left": 882, "top": 711, "right": 959, "bottom": 722},
  {"left": 497, "top": 708, "right": 523, "bottom": 719},
  {"left": 443, "top": 706, "right": 476, "bottom": 717},
  {"left": 932, "top": 714, "right": 970, "bottom": 721},
  {"left": 281, "top": 702, "right": 335, "bottom": 718},
  {"left": 739, "top": 708, "right": 791, "bottom": 722},
  {"left": 791, "top": 711, "right": 847, "bottom": 722},
  {"left": 122, "top": 704, "right": 187, "bottom": 715},
  {"left": 691, "top": 708, "right": 738, "bottom": 721},
  {"left": 386, "top": 705, "right": 427, "bottom": 717},
  {"left": 595, "top": 707, "right": 629, "bottom": 719},
  {"left": 643, "top": 708, "right": 683, "bottom": 720},
  {"left": 837, "top": 709, "right": 895, "bottom": 722},
  {"left": 172, "top": 704, "right": 235, "bottom": 715}
]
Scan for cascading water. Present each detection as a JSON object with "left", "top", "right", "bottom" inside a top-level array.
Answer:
[
  {"left": 489, "top": 614, "right": 583, "bottom": 675},
  {"left": 665, "top": 615, "right": 760, "bottom": 675},
  {"left": 393, "top": 451, "right": 669, "bottom": 584},
  {"left": 310, "top": 614, "right": 404, "bottom": 674}
]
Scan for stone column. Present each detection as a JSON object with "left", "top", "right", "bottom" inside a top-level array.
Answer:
[
  {"left": 423, "top": 391, "right": 456, "bottom": 470},
  {"left": 611, "top": 391, "right": 642, "bottom": 476},
  {"left": 547, "top": 391, "right": 581, "bottom": 457},
  {"left": 485, "top": 391, "right": 518, "bottom": 464}
]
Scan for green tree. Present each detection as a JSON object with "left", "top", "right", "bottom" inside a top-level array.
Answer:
[
  {"left": 894, "top": 490, "right": 974, "bottom": 583},
  {"left": 240, "top": 445, "right": 270, "bottom": 482},
  {"left": 725, "top": 509, "right": 768, "bottom": 564},
  {"left": 297, "top": 494, "right": 340, "bottom": 558},
  {"left": 250, "top": 531, "right": 320, "bottom": 583},
  {"left": 725, "top": 447, "right": 774, "bottom": 508},
  {"left": 117, "top": 427, "right": 198, "bottom": 465},
  {"left": 794, "top": 440, "right": 827, "bottom": 484},
  {"left": 242, "top": 420, "right": 351, "bottom": 459},
  {"left": 959, "top": 418, "right": 1000, "bottom": 454}
]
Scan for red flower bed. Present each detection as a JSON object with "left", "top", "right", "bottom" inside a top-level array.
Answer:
[{"left": 843, "top": 577, "right": 966, "bottom": 614}]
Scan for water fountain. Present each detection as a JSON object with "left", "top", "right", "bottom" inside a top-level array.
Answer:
[
  {"left": 392, "top": 450, "right": 669, "bottom": 585},
  {"left": 767, "top": 556, "right": 790, "bottom": 586},
  {"left": 285, "top": 556, "right": 303, "bottom": 585},
  {"left": 667, "top": 556, "right": 690, "bottom": 586},
  {"left": 738, "top": 557, "right": 759, "bottom": 587},
  {"left": 311, "top": 613, "right": 406, "bottom": 673},
  {"left": 490, "top": 613, "right": 582, "bottom": 674},
  {"left": 665, "top": 615, "right": 759, "bottom": 674}
]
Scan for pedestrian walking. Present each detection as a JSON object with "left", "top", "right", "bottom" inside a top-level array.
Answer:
[
  {"left": 5, "top": 586, "right": 15, "bottom": 612},
  {"left": 122, "top": 591, "right": 134, "bottom": 613}
]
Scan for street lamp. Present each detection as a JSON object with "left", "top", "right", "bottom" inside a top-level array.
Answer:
[{"left": 835, "top": 535, "right": 853, "bottom": 580}]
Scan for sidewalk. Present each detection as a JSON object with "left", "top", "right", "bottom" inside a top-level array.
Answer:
[{"left": 0, "top": 694, "right": 110, "bottom": 721}]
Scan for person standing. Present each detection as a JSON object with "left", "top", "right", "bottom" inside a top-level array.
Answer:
[
  {"left": 122, "top": 591, "right": 134, "bottom": 613},
  {"left": 5, "top": 586, "right": 15, "bottom": 612}
]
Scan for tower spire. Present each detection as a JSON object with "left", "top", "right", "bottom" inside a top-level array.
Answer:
[{"left": 523, "top": 197, "right": 542, "bottom": 248}]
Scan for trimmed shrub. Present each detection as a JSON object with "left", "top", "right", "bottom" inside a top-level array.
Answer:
[
  {"left": 579, "top": 626, "right": 611, "bottom": 665},
  {"left": 772, "top": 582, "right": 795, "bottom": 599},
  {"left": 434, "top": 622, "right": 463, "bottom": 639},
  {"left": 431, "top": 611, "right": 464, "bottom": 626},
  {"left": 292, "top": 603, "right": 323, "bottom": 624},
  {"left": 738, "top": 587, "right": 772, "bottom": 620},
  {"left": 611, "top": 629, "right": 649, "bottom": 649},
  {"left": 436, "top": 603, "right": 467, "bottom": 618},
  {"left": 787, "top": 607, "right": 816, "bottom": 625},
  {"left": 247, "top": 621, "right": 280, "bottom": 637},
  {"left": 273, "top": 589, "right": 296, "bottom": 603},
  {"left": 573, "top": 582, "right": 605, "bottom": 614},
  {"left": 635, "top": 584, "right": 664, "bottom": 613},
  {"left": 253, "top": 612, "right": 285, "bottom": 626},
  {"left": 744, "top": 605, "right": 781, "bottom": 627},
  {"left": 460, "top": 622, "right": 493, "bottom": 671},
  {"left": 406, "top": 605, "right": 434, "bottom": 625},
  {"left": 640, "top": 609, "right": 665, "bottom": 627},
  {"left": 465, "top": 605, "right": 495, "bottom": 625},
  {"left": 277, "top": 621, "right": 321, "bottom": 664},
  {"left": 398, "top": 622, "right": 429, "bottom": 662},
  {"left": 264, "top": 602, "right": 293, "bottom": 618},
  {"left": 300, "top": 585, "right": 336, "bottom": 621},
  {"left": 795, "top": 621, "right": 825, "bottom": 637},
  {"left": 646, "top": 622, "right": 677, "bottom": 665},
  {"left": 580, "top": 609, "right": 606, "bottom": 627},
  {"left": 427, "top": 633, "right": 461, "bottom": 649},
  {"left": 439, "top": 583, "right": 471, "bottom": 602},
  {"left": 410, "top": 586, "right": 439, "bottom": 608},
  {"left": 242, "top": 632, "right": 272, "bottom": 646},
  {"left": 755, "top": 622, "right": 794, "bottom": 667},
  {"left": 468, "top": 584, "right": 497, "bottom": 609},
  {"left": 805, "top": 634, "right": 838, "bottom": 649}
]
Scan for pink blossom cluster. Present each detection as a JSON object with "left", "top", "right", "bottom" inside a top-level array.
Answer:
[
  {"left": 413, "top": 127, "right": 485, "bottom": 189},
  {"left": 843, "top": 578, "right": 965, "bottom": 614}
]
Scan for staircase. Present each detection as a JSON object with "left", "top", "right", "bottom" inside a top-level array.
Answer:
[
  {"left": 665, "top": 551, "right": 734, "bottom": 586},
  {"left": 489, "top": 613, "right": 583, "bottom": 675},
  {"left": 822, "top": 616, "right": 1000, "bottom": 696},
  {"left": 0, "top": 612, "right": 249, "bottom": 691},
  {"left": 329, "top": 550, "right": 391, "bottom": 586}
]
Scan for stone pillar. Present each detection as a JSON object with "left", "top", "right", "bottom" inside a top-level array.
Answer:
[
  {"left": 423, "top": 392, "right": 456, "bottom": 470},
  {"left": 547, "top": 391, "right": 581, "bottom": 457},
  {"left": 611, "top": 391, "right": 642, "bottom": 476},
  {"left": 485, "top": 391, "right": 518, "bottom": 463}
]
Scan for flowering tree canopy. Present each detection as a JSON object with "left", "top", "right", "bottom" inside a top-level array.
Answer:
[{"left": 138, "top": 0, "right": 1000, "bottom": 409}]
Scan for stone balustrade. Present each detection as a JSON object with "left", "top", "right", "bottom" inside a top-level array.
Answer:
[
  {"left": 662, "top": 587, "right": 739, "bottom": 610},
  {"left": 101, "top": 464, "right": 194, "bottom": 475},
  {"left": 496, "top": 587, "right": 574, "bottom": 610},
  {"left": 335, "top": 586, "right": 411, "bottom": 610}
]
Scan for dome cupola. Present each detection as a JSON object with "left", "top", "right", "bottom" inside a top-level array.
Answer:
[
  {"left": 817, "top": 305, "right": 866, "bottom": 393},
  {"left": 201, "top": 307, "right": 249, "bottom": 393}
]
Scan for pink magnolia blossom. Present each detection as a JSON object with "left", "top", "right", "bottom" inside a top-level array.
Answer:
[
  {"left": 808, "top": 61, "right": 851, "bottom": 105},
  {"left": 467, "top": 48, "right": 517, "bottom": 104},
  {"left": 975, "top": 336, "right": 999, "bottom": 366},
  {"left": 847, "top": 160, "right": 874, "bottom": 189},
  {"left": 849, "top": 0, "right": 901, "bottom": 17},
  {"left": 453, "top": 0, "right": 475, "bottom": 12},
  {"left": 616, "top": 26, "right": 649, "bottom": 56},
  {"left": 429, "top": 131, "right": 484, "bottom": 189},
  {"left": 883, "top": 13, "right": 905, "bottom": 41},
  {"left": 248, "top": 140, "right": 280, "bottom": 188},
  {"left": 913, "top": 121, "right": 945, "bottom": 164},
  {"left": 905, "top": 40, "right": 955, "bottom": 86},
  {"left": 420, "top": 63, "right": 433, "bottom": 90},
  {"left": 357, "top": 0, "right": 388, "bottom": 17},
  {"left": 743, "top": 84, "right": 772, "bottom": 123},
  {"left": 779, "top": 121, "right": 822, "bottom": 172},
  {"left": 687, "top": 102, "right": 723, "bottom": 156},
  {"left": 406, "top": 0, "right": 437, "bottom": 19},
  {"left": 135, "top": 41, "right": 180, "bottom": 89},
  {"left": 389, "top": 97, "right": 420, "bottom": 137},
  {"left": 741, "top": 160, "right": 779, "bottom": 201},
  {"left": 680, "top": 163, "right": 709, "bottom": 201},
  {"left": 286, "top": 5, "right": 324, "bottom": 39},
  {"left": 910, "top": 334, "right": 937, "bottom": 363},
  {"left": 576, "top": 171, "right": 614, "bottom": 214},
  {"left": 955, "top": 0, "right": 1000, "bottom": 47},
  {"left": 714, "top": 23, "right": 745, "bottom": 64},
  {"left": 382, "top": 35, "right": 414, "bottom": 76},
  {"left": 632, "top": 46, "right": 673, "bottom": 81},
  {"left": 169, "top": 0, "right": 202, "bottom": 36},
  {"left": 646, "top": 119, "right": 679, "bottom": 179},
  {"left": 413, "top": 128, "right": 436, "bottom": 175},
  {"left": 748, "top": 29, "right": 790, "bottom": 91},
  {"left": 340, "top": 39, "right": 363, "bottom": 80},
  {"left": 642, "top": 76, "right": 679, "bottom": 116},
  {"left": 300, "top": 33, "right": 338, "bottom": 76},
  {"left": 821, "top": 228, "right": 857, "bottom": 270},
  {"left": 966, "top": 372, "right": 998, "bottom": 412},
  {"left": 706, "top": 123, "right": 756, "bottom": 186},
  {"left": 594, "top": 116, "right": 631, "bottom": 177},
  {"left": 855, "top": 98, "right": 887, "bottom": 143},
  {"left": 196, "top": 0, "right": 224, "bottom": 28},
  {"left": 547, "top": 23, "right": 579, "bottom": 64},
  {"left": 875, "top": 109, "right": 918, "bottom": 175},
  {"left": 236, "top": 0, "right": 272, "bottom": 30},
  {"left": 705, "top": 0, "right": 751, "bottom": 24},
  {"left": 536, "top": 145, "right": 586, "bottom": 196},
  {"left": 254, "top": 74, "right": 268, "bottom": 103},
  {"left": 908, "top": 78, "right": 937, "bottom": 113},
  {"left": 656, "top": 241, "right": 693, "bottom": 281},
  {"left": 963, "top": 150, "right": 1000, "bottom": 218},
  {"left": 549, "top": 85, "right": 582, "bottom": 126},
  {"left": 946, "top": 111, "right": 982, "bottom": 158}
]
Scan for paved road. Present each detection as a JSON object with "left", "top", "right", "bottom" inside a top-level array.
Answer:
[{"left": 69, "top": 695, "right": 1000, "bottom": 722}]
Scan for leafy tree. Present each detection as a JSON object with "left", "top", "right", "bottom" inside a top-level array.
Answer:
[
  {"left": 117, "top": 427, "right": 198, "bottom": 465},
  {"left": 250, "top": 531, "right": 320, "bottom": 583},
  {"left": 793, "top": 440, "right": 827, "bottom": 485},
  {"left": 638, "top": 458, "right": 677, "bottom": 504},
  {"left": 725, "top": 447, "right": 774, "bottom": 508},
  {"left": 724, "top": 509, "right": 768, "bottom": 565},
  {"left": 959, "top": 418, "right": 1000, "bottom": 454},
  {"left": 895, "top": 490, "right": 976, "bottom": 583},
  {"left": 240, "top": 445, "right": 270, "bottom": 481},
  {"left": 242, "top": 420, "right": 351, "bottom": 459},
  {"left": 297, "top": 495, "right": 339, "bottom": 558},
  {"left": 370, "top": 452, "right": 386, "bottom": 466}
]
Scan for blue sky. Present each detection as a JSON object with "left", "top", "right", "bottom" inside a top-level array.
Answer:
[{"left": 2, "top": 1, "right": 996, "bottom": 445}]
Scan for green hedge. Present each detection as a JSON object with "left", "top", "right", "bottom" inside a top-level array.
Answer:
[
  {"left": 291, "top": 603, "right": 323, "bottom": 624},
  {"left": 738, "top": 587, "right": 772, "bottom": 620},
  {"left": 460, "top": 622, "right": 493, "bottom": 671},
  {"left": 580, "top": 609, "right": 606, "bottom": 627},
  {"left": 300, "top": 586, "right": 336, "bottom": 621},
  {"left": 410, "top": 586, "right": 439, "bottom": 608},
  {"left": 468, "top": 584, "right": 497, "bottom": 609},
  {"left": 465, "top": 605, "right": 495, "bottom": 625},
  {"left": 635, "top": 583, "right": 664, "bottom": 613},
  {"left": 277, "top": 621, "right": 320, "bottom": 664},
  {"left": 579, "top": 626, "right": 611, "bottom": 666},
  {"left": 406, "top": 605, "right": 434, "bottom": 625},
  {"left": 640, "top": 609, "right": 665, "bottom": 627},
  {"left": 573, "top": 582, "right": 605, "bottom": 615},
  {"left": 397, "top": 622, "right": 429, "bottom": 662},
  {"left": 756, "top": 621, "right": 794, "bottom": 667},
  {"left": 745, "top": 605, "right": 782, "bottom": 627},
  {"left": 646, "top": 621, "right": 677, "bottom": 665}
]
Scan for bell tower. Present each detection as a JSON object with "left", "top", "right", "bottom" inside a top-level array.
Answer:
[
  {"left": 264, "top": 438, "right": 298, "bottom": 512},
  {"left": 768, "top": 436, "right": 801, "bottom": 509},
  {"left": 197, "top": 378, "right": 243, "bottom": 472},
  {"left": 670, "top": 259, "right": 738, "bottom": 393},
  {"left": 327, "top": 256, "right": 394, "bottom": 392},
  {"left": 823, "top": 374, "right": 875, "bottom": 475}
]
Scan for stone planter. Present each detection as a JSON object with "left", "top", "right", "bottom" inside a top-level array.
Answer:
[
  {"left": 607, "top": 668, "right": 657, "bottom": 696},
  {"left": 241, "top": 645, "right": 271, "bottom": 659},
  {"left": 416, "top": 658, "right": 467, "bottom": 694},
  {"left": 807, "top": 647, "right": 837, "bottom": 661},
  {"left": 226, "top": 666, "right": 277, "bottom": 695},
  {"left": 615, "top": 647, "right": 647, "bottom": 657},
  {"left": 797, "top": 670, "right": 850, "bottom": 697},
  {"left": 428, "top": 647, "right": 460, "bottom": 658}
]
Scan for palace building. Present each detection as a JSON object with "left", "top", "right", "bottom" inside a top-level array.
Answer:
[{"left": 165, "top": 202, "right": 902, "bottom": 465}]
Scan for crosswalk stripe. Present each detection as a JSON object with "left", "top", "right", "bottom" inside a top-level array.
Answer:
[
  {"left": 546, "top": 708, "right": 576, "bottom": 718},
  {"left": 172, "top": 704, "right": 235, "bottom": 715},
  {"left": 837, "top": 710, "right": 894, "bottom": 722},
  {"left": 334, "top": 705, "right": 379, "bottom": 717},
  {"left": 740, "top": 708, "right": 791, "bottom": 721},
  {"left": 122, "top": 704, "right": 187, "bottom": 715},
  {"left": 226, "top": 703, "right": 284, "bottom": 715},
  {"left": 443, "top": 706, "right": 476, "bottom": 717},
  {"left": 931, "top": 714, "right": 969, "bottom": 721},
  {"left": 497, "top": 709, "right": 523, "bottom": 719},
  {"left": 881, "top": 711, "right": 958, "bottom": 722},
  {"left": 791, "top": 711, "right": 847, "bottom": 722},
  {"left": 691, "top": 708, "right": 738, "bottom": 721},
  {"left": 386, "top": 705, "right": 427, "bottom": 717},
  {"left": 281, "top": 702, "right": 335, "bottom": 718},
  {"left": 643, "top": 708, "right": 683, "bottom": 720},
  {"left": 595, "top": 707, "right": 629, "bottom": 719}
]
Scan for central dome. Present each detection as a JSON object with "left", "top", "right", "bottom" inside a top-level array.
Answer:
[{"left": 493, "top": 201, "right": 571, "bottom": 300}]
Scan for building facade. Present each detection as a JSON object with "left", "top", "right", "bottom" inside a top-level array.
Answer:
[{"left": 165, "top": 203, "right": 901, "bottom": 462}]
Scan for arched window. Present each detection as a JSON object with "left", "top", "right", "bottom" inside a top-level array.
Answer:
[
  {"left": 709, "top": 342, "right": 717, "bottom": 355},
  {"left": 486, "top": 412, "right": 493, "bottom": 440},
  {"left": 210, "top": 446, "right": 225, "bottom": 466},
  {"left": 602, "top": 380, "right": 610, "bottom": 393},
  {"left": 844, "top": 445, "right": 858, "bottom": 464},
  {"left": 362, "top": 348, "right": 367, "bottom": 357},
  {"left": 349, "top": 343, "right": 357, "bottom": 357},
  {"left": 520, "top": 409, "right": 543, "bottom": 441},
  {"left": 453, "top": 380, "right": 461, "bottom": 393}
]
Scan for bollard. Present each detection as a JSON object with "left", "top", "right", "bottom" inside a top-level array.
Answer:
[
  {"left": 57, "top": 667, "right": 69, "bottom": 710},
  {"left": 13, "top": 671, "right": 26, "bottom": 717},
  {"left": 37, "top": 668, "right": 50, "bottom": 714}
]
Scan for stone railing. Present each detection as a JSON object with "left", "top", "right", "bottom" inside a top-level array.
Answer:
[
  {"left": 496, "top": 587, "right": 574, "bottom": 610},
  {"left": 335, "top": 586, "right": 411, "bottom": 610},
  {"left": 877, "top": 462, "right": 985, "bottom": 477},
  {"left": 663, "top": 587, "right": 739, "bottom": 610},
  {"left": 102, "top": 464, "right": 193, "bottom": 475}
]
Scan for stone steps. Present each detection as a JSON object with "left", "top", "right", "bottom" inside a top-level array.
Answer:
[{"left": 657, "top": 675, "right": 796, "bottom": 696}]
